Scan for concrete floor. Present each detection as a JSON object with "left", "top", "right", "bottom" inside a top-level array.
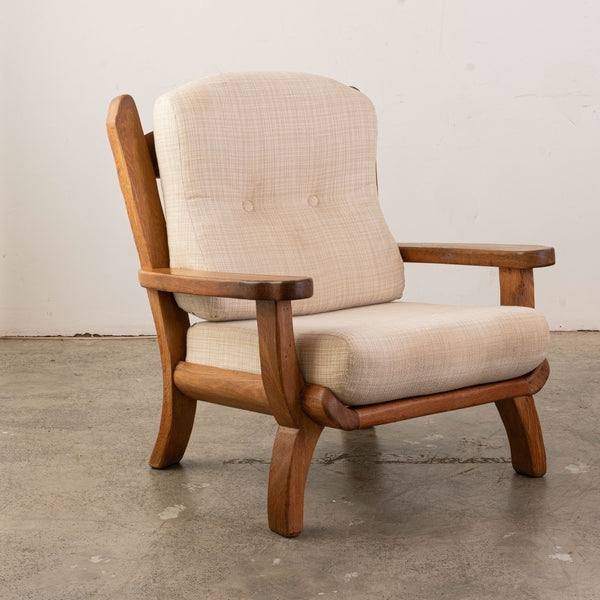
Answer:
[{"left": 1, "top": 332, "right": 599, "bottom": 599}]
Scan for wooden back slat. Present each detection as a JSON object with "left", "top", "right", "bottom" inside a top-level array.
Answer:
[
  {"left": 106, "top": 95, "right": 168, "bottom": 269},
  {"left": 144, "top": 131, "right": 160, "bottom": 178}
]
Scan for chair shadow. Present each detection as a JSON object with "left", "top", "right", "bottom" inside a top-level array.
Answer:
[{"left": 337, "top": 427, "right": 384, "bottom": 487}]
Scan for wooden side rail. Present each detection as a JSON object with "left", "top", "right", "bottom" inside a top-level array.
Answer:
[
  {"left": 398, "top": 243, "right": 555, "bottom": 269},
  {"left": 174, "top": 362, "right": 271, "bottom": 415},
  {"left": 302, "top": 360, "right": 549, "bottom": 430},
  {"left": 355, "top": 360, "right": 549, "bottom": 428},
  {"left": 139, "top": 267, "right": 313, "bottom": 301},
  {"left": 172, "top": 359, "right": 549, "bottom": 433}
]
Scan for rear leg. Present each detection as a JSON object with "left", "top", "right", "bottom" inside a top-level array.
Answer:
[{"left": 495, "top": 395, "right": 546, "bottom": 477}]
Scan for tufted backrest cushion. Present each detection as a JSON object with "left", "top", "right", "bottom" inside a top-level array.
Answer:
[{"left": 154, "top": 72, "right": 404, "bottom": 321}]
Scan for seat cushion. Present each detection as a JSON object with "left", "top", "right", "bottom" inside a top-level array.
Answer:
[
  {"left": 186, "top": 301, "right": 549, "bottom": 406},
  {"left": 153, "top": 72, "right": 404, "bottom": 321}
]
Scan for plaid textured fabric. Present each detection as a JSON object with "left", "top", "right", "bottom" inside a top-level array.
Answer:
[
  {"left": 154, "top": 72, "right": 404, "bottom": 320},
  {"left": 186, "top": 302, "right": 549, "bottom": 406}
]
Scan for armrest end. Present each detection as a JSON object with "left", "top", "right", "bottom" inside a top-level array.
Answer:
[
  {"left": 398, "top": 243, "right": 555, "bottom": 269},
  {"left": 139, "top": 268, "right": 314, "bottom": 301}
]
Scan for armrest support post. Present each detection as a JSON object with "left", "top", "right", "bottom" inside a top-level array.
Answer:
[
  {"left": 256, "top": 299, "right": 324, "bottom": 537},
  {"left": 256, "top": 300, "right": 306, "bottom": 428},
  {"left": 499, "top": 267, "right": 535, "bottom": 308},
  {"left": 397, "top": 242, "right": 554, "bottom": 309}
]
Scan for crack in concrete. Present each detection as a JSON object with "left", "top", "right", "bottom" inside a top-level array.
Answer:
[
  {"left": 224, "top": 454, "right": 511, "bottom": 466},
  {"left": 376, "top": 456, "right": 511, "bottom": 465},
  {"left": 223, "top": 458, "right": 269, "bottom": 465},
  {"left": 320, "top": 454, "right": 511, "bottom": 465}
]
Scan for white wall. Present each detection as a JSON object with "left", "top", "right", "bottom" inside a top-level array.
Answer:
[{"left": 2, "top": 0, "right": 599, "bottom": 335}]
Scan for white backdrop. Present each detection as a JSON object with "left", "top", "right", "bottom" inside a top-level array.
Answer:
[{"left": 2, "top": 0, "right": 599, "bottom": 335}]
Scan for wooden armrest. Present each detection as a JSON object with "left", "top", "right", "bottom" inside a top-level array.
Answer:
[
  {"left": 398, "top": 243, "right": 555, "bottom": 269},
  {"left": 139, "top": 267, "right": 313, "bottom": 301}
]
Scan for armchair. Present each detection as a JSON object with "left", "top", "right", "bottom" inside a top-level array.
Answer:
[{"left": 107, "top": 72, "right": 554, "bottom": 537}]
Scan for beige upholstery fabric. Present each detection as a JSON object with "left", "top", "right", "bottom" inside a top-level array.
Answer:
[
  {"left": 186, "top": 301, "right": 549, "bottom": 406},
  {"left": 154, "top": 72, "right": 404, "bottom": 321}
]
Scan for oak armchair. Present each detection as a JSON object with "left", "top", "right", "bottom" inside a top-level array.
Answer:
[{"left": 107, "top": 72, "right": 554, "bottom": 537}]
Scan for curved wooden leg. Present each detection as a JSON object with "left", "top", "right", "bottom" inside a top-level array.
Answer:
[
  {"left": 268, "top": 419, "right": 323, "bottom": 537},
  {"left": 495, "top": 395, "right": 546, "bottom": 477},
  {"left": 146, "top": 289, "right": 196, "bottom": 469},
  {"left": 150, "top": 387, "right": 196, "bottom": 469}
]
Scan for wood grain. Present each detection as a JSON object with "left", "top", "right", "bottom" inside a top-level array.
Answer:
[
  {"left": 496, "top": 262, "right": 546, "bottom": 475},
  {"left": 174, "top": 362, "right": 271, "bottom": 415},
  {"left": 144, "top": 131, "right": 160, "bottom": 178},
  {"left": 139, "top": 267, "right": 313, "bottom": 301},
  {"left": 107, "top": 91, "right": 554, "bottom": 535},
  {"left": 267, "top": 421, "right": 323, "bottom": 537},
  {"left": 301, "top": 384, "right": 360, "bottom": 431},
  {"left": 499, "top": 267, "right": 535, "bottom": 308},
  {"left": 256, "top": 299, "right": 325, "bottom": 536},
  {"left": 398, "top": 243, "right": 555, "bottom": 269},
  {"left": 147, "top": 289, "right": 196, "bottom": 468},
  {"left": 495, "top": 395, "right": 546, "bottom": 476},
  {"left": 308, "top": 360, "right": 549, "bottom": 430},
  {"left": 107, "top": 96, "right": 169, "bottom": 271},
  {"left": 107, "top": 95, "right": 196, "bottom": 468},
  {"left": 256, "top": 300, "right": 306, "bottom": 428}
]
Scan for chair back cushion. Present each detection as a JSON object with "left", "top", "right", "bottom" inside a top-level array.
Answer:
[{"left": 154, "top": 72, "right": 404, "bottom": 320}]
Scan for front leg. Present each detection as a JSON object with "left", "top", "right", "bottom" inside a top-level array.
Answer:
[
  {"left": 256, "top": 300, "right": 323, "bottom": 536},
  {"left": 268, "top": 420, "right": 323, "bottom": 536},
  {"left": 497, "top": 267, "right": 547, "bottom": 477}
]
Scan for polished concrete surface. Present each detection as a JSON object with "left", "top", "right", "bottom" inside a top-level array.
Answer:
[{"left": 1, "top": 333, "right": 599, "bottom": 599}]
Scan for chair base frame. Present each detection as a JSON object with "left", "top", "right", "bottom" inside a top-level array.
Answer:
[
  {"left": 164, "top": 357, "right": 548, "bottom": 535},
  {"left": 107, "top": 93, "right": 554, "bottom": 537}
]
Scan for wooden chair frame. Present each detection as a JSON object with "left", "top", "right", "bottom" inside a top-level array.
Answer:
[{"left": 107, "top": 94, "right": 555, "bottom": 537}]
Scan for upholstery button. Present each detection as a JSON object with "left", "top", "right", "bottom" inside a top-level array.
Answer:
[
  {"left": 242, "top": 200, "right": 254, "bottom": 212},
  {"left": 308, "top": 195, "right": 319, "bottom": 207}
]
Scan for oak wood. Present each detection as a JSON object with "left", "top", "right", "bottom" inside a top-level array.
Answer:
[
  {"left": 171, "top": 358, "right": 548, "bottom": 439},
  {"left": 495, "top": 395, "right": 547, "bottom": 476},
  {"left": 175, "top": 357, "right": 548, "bottom": 438},
  {"left": 108, "top": 95, "right": 323, "bottom": 531},
  {"left": 144, "top": 131, "right": 160, "bottom": 178},
  {"left": 499, "top": 267, "right": 535, "bottom": 308},
  {"left": 107, "top": 95, "right": 195, "bottom": 468},
  {"left": 398, "top": 243, "right": 555, "bottom": 269},
  {"left": 107, "top": 91, "right": 554, "bottom": 536},
  {"left": 255, "top": 299, "right": 325, "bottom": 535},
  {"left": 139, "top": 267, "right": 313, "bottom": 301},
  {"left": 496, "top": 262, "right": 546, "bottom": 475},
  {"left": 107, "top": 96, "right": 169, "bottom": 271},
  {"left": 348, "top": 360, "right": 548, "bottom": 429},
  {"left": 174, "top": 362, "right": 271, "bottom": 415},
  {"left": 301, "top": 384, "right": 360, "bottom": 431},
  {"left": 147, "top": 289, "right": 196, "bottom": 468},
  {"left": 268, "top": 421, "right": 323, "bottom": 537},
  {"left": 256, "top": 300, "right": 306, "bottom": 428}
]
